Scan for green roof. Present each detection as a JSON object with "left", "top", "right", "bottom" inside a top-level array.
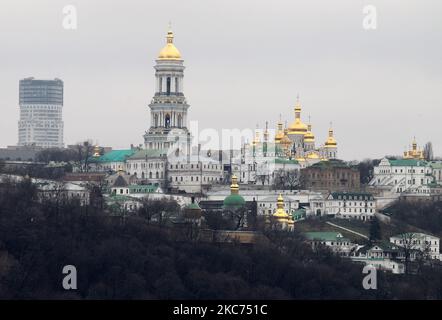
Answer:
[
  {"left": 128, "top": 149, "right": 168, "bottom": 160},
  {"left": 429, "top": 161, "right": 442, "bottom": 169},
  {"left": 223, "top": 194, "right": 246, "bottom": 209},
  {"left": 291, "top": 208, "right": 306, "bottom": 220},
  {"left": 304, "top": 232, "right": 349, "bottom": 242},
  {"left": 274, "top": 158, "right": 299, "bottom": 165},
  {"left": 91, "top": 149, "right": 136, "bottom": 163},
  {"left": 310, "top": 159, "right": 351, "bottom": 169},
  {"left": 358, "top": 241, "right": 400, "bottom": 254},
  {"left": 185, "top": 202, "right": 202, "bottom": 210},
  {"left": 428, "top": 181, "right": 440, "bottom": 187},
  {"left": 388, "top": 159, "right": 427, "bottom": 167}
]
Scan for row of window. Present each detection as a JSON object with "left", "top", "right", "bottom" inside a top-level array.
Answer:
[
  {"left": 169, "top": 175, "right": 220, "bottom": 183},
  {"left": 310, "top": 172, "right": 354, "bottom": 179},
  {"left": 380, "top": 168, "right": 429, "bottom": 174},
  {"left": 169, "top": 164, "right": 220, "bottom": 170},
  {"left": 127, "top": 162, "right": 164, "bottom": 170},
  {"left": 393, "top": 239, "right": 438, "bottom": 246},
  {"left": 342, "top": 208, "right": 374, "bottom": 213},
  {"left": 335, "top": 201, "right": 374, "bottom": 206}
]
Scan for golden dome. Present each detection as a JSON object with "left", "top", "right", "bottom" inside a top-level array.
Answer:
[
  {"left": 252, "top": 129, "right": 261, "bottom": 146},
  {"left": 93, "top": 145, "right": 101, "bottom": 157},
  {"left": 274, "top": 121, "right": 285, "bottom": 143},
  {"left": 287, "top": 217, "right": 295, "bottom": 225},
  {"left": 280, "top": 129, "right": 292, "bottom": 150},
  {"left": 304, "top": 124, "right": 315, "bottom": 142},
  {"left": 289, "top": 119, "right": 308, "bottom": 134},
  {"left": 404, "top": 138, "right": 425, "bottom": 160},
  {"left": 307, "top": 152, "right": 319, "bottom": 159},
  {"left": 230, "top": 174, "right": 239, "bottom": 194},
  {"left": 288, "top": 100, "right": 308, "bottom": 135},
  {"left": 325, "top": 128, "right": 337, "bottom": 147},
  {"left": 158, "top": 28, "right": 181, "bottom": 60},
  {"left": 273, "top": 194, "right": 289, "bottom": 219}
]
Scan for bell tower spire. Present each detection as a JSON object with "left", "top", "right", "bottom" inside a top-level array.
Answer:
[{"left": 144, "top": 27, "right": 190, "bottom": 152}]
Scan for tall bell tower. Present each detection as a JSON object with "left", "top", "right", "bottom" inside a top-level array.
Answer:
[{"left": 144, "top": 27, "right": 190, "bottom": 153}]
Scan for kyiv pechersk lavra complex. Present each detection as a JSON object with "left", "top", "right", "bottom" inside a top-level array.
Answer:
[
  {"left": 83, "top": 27, "right": 441, "bottom": 239},
  {"left": 89, "top": 27, "right": 340, "bottom": 193}
]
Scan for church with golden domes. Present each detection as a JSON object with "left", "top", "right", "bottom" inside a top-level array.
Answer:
[
  {"left": 403, "top": 138, "right": 425, "bottom": 160},
  {"left": 275, "top": 96, "right": 338, "bottom": 163},
  {"left": 232, "top": 97, "right": 340, "bottom": 186},
  {"left": 242, "top": 96, "right": 339, "bottom": 170}
]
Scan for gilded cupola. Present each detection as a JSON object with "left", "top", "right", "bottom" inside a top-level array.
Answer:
[
  {"left": 158, "top": 27, "right": 182, "bottom": 60},
  {"left": 325, "top": 126, "right": 337, "bottom": 147},
  {"left": 288, "top": 99, "right": 308, "bottom": 135},
  {"left": 304, "top": 123, "right": 315, "bottom": 142}
]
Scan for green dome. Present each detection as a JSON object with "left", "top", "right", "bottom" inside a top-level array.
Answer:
[
  {"left": 185, "top": 202, "right": 201, "bottom": 210},
  {"left": 223, "top": 194, "right": 246, "bottom": 209}
]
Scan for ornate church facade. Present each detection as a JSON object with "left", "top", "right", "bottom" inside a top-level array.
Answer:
[{"left": 251, "top": 97, "right": 339, "bottom": 165}]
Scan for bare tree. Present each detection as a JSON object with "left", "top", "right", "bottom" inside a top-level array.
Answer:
[
  {"left": 40, "top": 181, "right": 67, "bottom": 219},
  {"left": 398, "top": 232, "right": 417, "bottom": 275},
  {"left": 72, "top": 140, "right": 94, "bottom": 172},
  {"left": 137, "top": 197, "right": 179, "bottom": 226},
  {"left": 224, "top": 206, "right": 249, "bottom": 230},
  {"left": 415, "top": 240, "right": 433, "bottom": 274},
  {"left": 273, "top": 169, "right": 299, "bottom": 191},
  {"left": 256, "top": 173, "right": 270, "bottom": 186}
]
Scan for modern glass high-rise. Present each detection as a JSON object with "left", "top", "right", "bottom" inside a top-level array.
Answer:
[{"left": 18, "top": 77, "right": 64, "bottom": 148}]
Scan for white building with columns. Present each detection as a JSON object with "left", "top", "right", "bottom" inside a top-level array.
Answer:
[
  {"left": 370, "top": 158, "right": 434, "bottom": 194},
  {"left": 144, "top": 28, "right": 190, "bottom": 154}
]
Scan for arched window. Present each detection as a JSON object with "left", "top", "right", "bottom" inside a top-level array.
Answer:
[
  {"left": 166, "top": 77, "right": 171, "bottom": 95},
  {"left": 165, "top": 114, "right": 171, "bottom": 128},
  {"left": 177, "top": 114, "right": 182, "bottom": 128},
  {"left": 149, "top": 172, "right": 152, "bottom": 179}
]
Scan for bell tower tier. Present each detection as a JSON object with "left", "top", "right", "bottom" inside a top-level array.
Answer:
[{"left": 144, "top": 28, "right": 190, "bottom": 152}]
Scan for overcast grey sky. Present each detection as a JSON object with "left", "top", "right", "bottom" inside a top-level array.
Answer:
[{"left": 0, "top": 0, "right": 441, "bottom": 160}]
